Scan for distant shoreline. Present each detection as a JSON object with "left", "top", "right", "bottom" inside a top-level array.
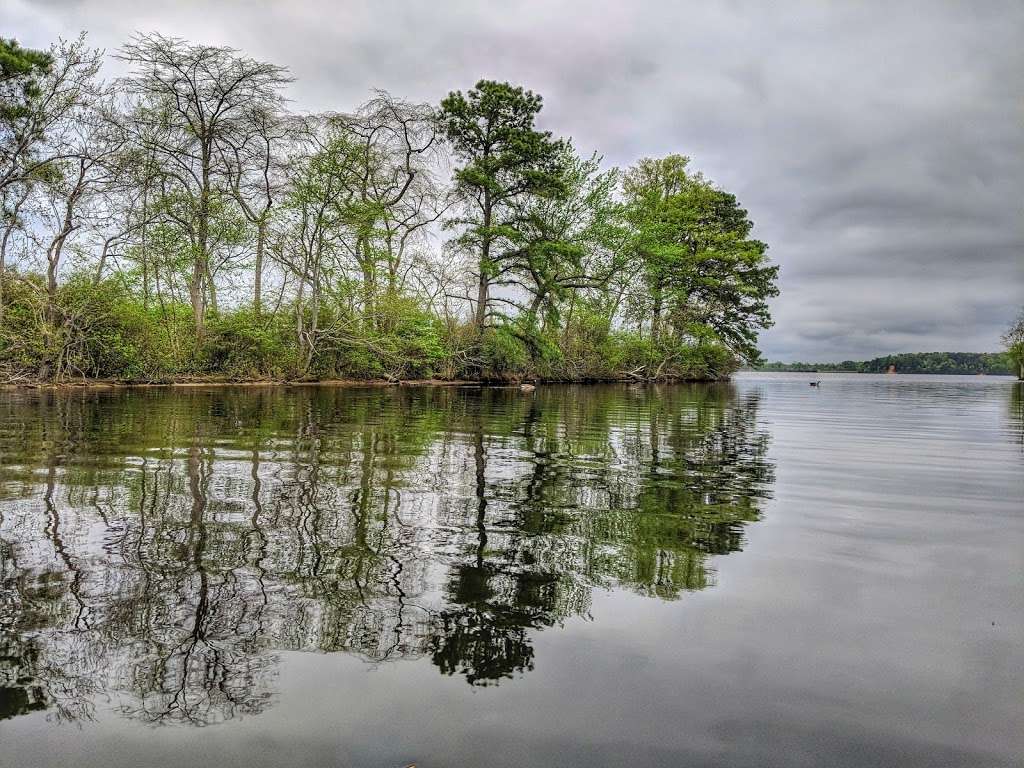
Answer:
[
  {"left": 754, "top": 351, "right": 1013, "bottom": 377},
  {"left": 745, "top": 370, "right": 1015, "bottom": 376}
]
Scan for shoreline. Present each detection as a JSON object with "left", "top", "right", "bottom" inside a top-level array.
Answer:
[{"left": 0, "top": 375, "right": 728, "bottom": 391}]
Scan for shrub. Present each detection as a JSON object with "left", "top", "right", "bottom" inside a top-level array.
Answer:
[
  {"left": 0, "top": 271, "right": 196, "bottom": 381},
  {"left": 480, "top": 326, "right": 530, "bottom": 379},
  {"left": 202, "top": 309, "right": 297, "bottom": 379},
  {"left": 0, "top": 270, "right": 740, "bottom": 384}
]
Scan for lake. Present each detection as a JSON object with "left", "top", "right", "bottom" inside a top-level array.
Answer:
[{"left": 1, "top": 374, "right": 1021, "bottom": 767}]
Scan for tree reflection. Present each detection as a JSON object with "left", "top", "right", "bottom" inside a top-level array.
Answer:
[{"left": 0, "top": 383, "right": 772, "bottom": 722}]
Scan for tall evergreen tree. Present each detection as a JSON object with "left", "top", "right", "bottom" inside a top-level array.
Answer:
[{"left": 439, "top": 80, "right": 565, "bottom": 337}]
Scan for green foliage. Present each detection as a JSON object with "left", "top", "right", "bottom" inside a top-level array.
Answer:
[
  {"left": 201, "top": 310, "right": 297, "bottom": 379},
  {"left": 0, "top": 264, "right": 749, "bottom": 384},
  {"left": 440, "top": 80, "right": 565, "bottom": 204},
  {"left": 623, "top": 155, "right": 778, "bottom": 363},
  {"left": 439, "top": 80, "right": 566, "bottom": 334},
  {"left": 0, "top": 271, "right": 49, "bottom": 376},
  {"left": 480, "top": 326, "right": 530, "bottom": 378},
  {"left": 1002, "top": 308, "right": 1024, "bottom": 380},
  {"left": 600, "top": 333, "right": 735, "bottom": 381},
  {"left": 0, "top": 37, "right": 52, "bottom": 121},
  {"left": 378, "top": 295, "right": 449, "bottom": 378},
  {"left": 302, "top": 294, "right": 451, "bottom": 381},
  {"left": 0, "top": 271, "right": 193, "bottom": 381}
]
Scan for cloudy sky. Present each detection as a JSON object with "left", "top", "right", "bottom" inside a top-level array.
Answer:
[{"left": 4, "top": 0, "right": 1021, "bottom": 360}]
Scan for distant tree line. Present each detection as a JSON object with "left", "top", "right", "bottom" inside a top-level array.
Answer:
[
  {"left": 0, "top": 34, "right": 778, "bottom": 383},
  {"left": 757, "top": 351, "right": 1015, "bottom": 375}
]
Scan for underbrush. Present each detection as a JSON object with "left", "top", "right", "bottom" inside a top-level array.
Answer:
[{"left": 0, "top": 270, "right": 738, "bottom": 384}]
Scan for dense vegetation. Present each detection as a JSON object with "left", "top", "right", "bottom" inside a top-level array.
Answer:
[
  {"left": 0, "top": 34, "right": 778, "bottom": 384},
  {"left": 757, "top": 351, "right": 1015, "bottom": 375}
]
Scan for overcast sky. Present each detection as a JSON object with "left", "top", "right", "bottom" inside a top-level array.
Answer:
[{"left": 4, "top": 0, "right": 1021, "bottom": 360}]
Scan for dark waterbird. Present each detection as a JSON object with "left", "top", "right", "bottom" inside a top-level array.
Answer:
[{"left": 810, "top": 381, "right": 822, "bottom": 387}]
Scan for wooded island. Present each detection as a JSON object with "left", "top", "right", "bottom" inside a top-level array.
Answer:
[{"left": 0, "top": 34, "right": 778, "bottom": 384}]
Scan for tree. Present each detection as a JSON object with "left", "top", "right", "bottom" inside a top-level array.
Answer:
[
  {"left": 0, "top": 181, "right": 31, "bottom": 325},
  {"left": 494, "top": 145, "right": 629, "bottom": 366},
  {"left": 623, "top": 154, "right": 778, "bottom": 363},
  {"left": 0, "top": 37, "right": 52, "bottom": 192},
  {"left": 219, "top": 105, "right": 289, "bottom": 316},
  {"left": 1, "top": 36, "right": 99, "bottom": 325},
  {"left": 33, "top": 91, "right": 120, "bottom": 320},
  {"left": 438, "top": 80, "right": 565, "bottom": 338},
  {"left": 520, "top": 147, "right": 626, "bottom": 325},
  {"left": 0, "top": 36, "right": 99, "bottom": 196},
  {"left": 271, "top": 119, "right": 348, "bottom": 373},
  {"left": 622, "top": 154, "right": 693, "bottom": 341},
  {"left": 0, "top": 38, "right": 52, "bottom": 119},
  {"left": 1, "top": 30, "right": 779, "bottom": 384},
  {"left": 1003, "top": 308, "right": 1024, "bottom": 380},
  {"left": 325, "top": 93, "right": 445, "bottom": 326},
  {"left": 117, "top": 33, "right": 291, "bottom": 335}
]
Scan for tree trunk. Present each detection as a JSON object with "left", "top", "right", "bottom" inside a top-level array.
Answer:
[
  {"left": 0, "top": 234, "right": 8, "bottom": 328},
  {"left": 295, "top": 277, "right": 306, "bottom": 373},
  {"left": 46, "top": 238, "right": 65, "bottom": 326},
  {"left": 475, "top": 194, "right": 492, "bottom": 336},
  {"left": 141, "top": 182, "right": 150, "bottom": 311},
  {"left": 305, "top": 268, "right": 321, "bottom": 375},
  {"left": 474, "top": 272, "right": 489, "bottom": 334},
  {"left": 194, "top": 146, "right": 212, "bottom": 336},
  {"left": 529, "top": 290, "right": 545, "bottom": 317},
  {"left": 651, "top": 281, "right": 663, "bottom": 342},
  {"left": 190, "top": 259, "right": 205, "bottom": 335},
  {"left": 253, "top": 221, "right": 265, "bottom": 316},
  {"left": 46, "top": 162, "right": 86, "bottom": 326},
  {"left": 94, "top": 241, "right": 111, "bottom": 284},
  {"left": 360, "top": 241, "right": 376, "bottom": 328},
  {"left": 205, "top": 261, "right": 219, "bottom": 315}
]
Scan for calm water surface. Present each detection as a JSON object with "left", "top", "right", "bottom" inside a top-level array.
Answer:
[{"left": 0, "top": 374, "right": 1021, "bottom": 767}]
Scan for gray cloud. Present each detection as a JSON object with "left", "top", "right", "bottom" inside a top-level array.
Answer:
[{"left": 4, "top": 0, "right": 1021, "bottom": 360}]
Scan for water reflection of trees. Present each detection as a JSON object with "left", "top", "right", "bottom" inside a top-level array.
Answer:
[{"left": 0, "top": 384, "right": 772, "bottom": 722}]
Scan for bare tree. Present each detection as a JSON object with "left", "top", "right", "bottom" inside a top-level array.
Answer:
[
  {"left": 326, "top": 93, "right": 448, "bottom": 324},
  {"left": 270, "top": 120, "right": 345, "bottom": 373},
  {"left": 219, "top": 106, "right": 290, "bottom": 315},
  {"left": 117, "top": 33, "right": 292, "bottom": 334}
]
